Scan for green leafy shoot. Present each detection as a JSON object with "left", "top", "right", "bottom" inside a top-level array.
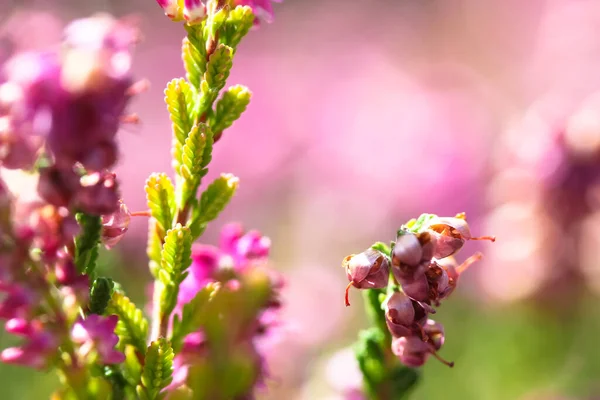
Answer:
[
  {"left": 196, "top": 44, "right": 234, "bottom": 117},
  {"left": 177, "top": 123, "right": 214, "bottom": 210},
  {"left": 158, "top": 224, "right": 193, "bottom": 318},
  {"left": 74, "top": 213, "right": 102, "bottom": 275},
  {"left": 182, "top": 24, "right": 207, "bottom": 89},
  {"left": 145, "top": 173, "right": 176, "bottom": 238},
  {"left": 88, "top": 277, "right": 114, "bottom": 315},
  {"left": 210, "top": 85, "right": 251, "bottom": 136},
  {"left": 219, "top": 5, "right": 255, "bottom": 49},
  {"left": 165, "top": 79, "right": 196, "bottom": 172},
  {"left": 188, "top": 173, "right": 239, "bottom": 239},
  {"left": 136, "top": 338, "right": 174, "bottom": 400},
  {"left": 106, "top": 292, "right": 149, "bottom": 355},
  {"left": 171, "top": 283, "right": 219, "bottom": 352}
]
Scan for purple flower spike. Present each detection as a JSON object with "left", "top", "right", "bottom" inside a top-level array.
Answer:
[{"left": 71, "top": 314, "right": 124, "bottom": 364}]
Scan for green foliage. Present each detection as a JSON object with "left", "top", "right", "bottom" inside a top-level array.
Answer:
[
  {"left": 171, "top": 284, "right": 218, "bottom": 352},
  {"left": 177, "top": 123, "right": 214, "bottom": 209},
  {"left": 145, "top": 173, "right": 176, "bottom": 238},
  {"left": 106, "top": 292, "right": 149, "bottom": 355},
  {"left": 402, "top": 213, "right": 437, "bottom": 234},
  {"left": 387, "top": 366, "right": 420, "bottom": 400},
  {"left": 184, "top": 270, "right": 272, "bottom": 399},
  {"left": 88, "top": 277, "right": 114, "bottom": 315},
  {"left": 74, "top": 213, "right": 102, "bottom": 275},
  {"left": 157, "top": 224, "right": 193, "bottom": 318},
  {"left": 355, "top": 328, "right": 387, "bottom": 399},
  {"left": 196, "top": 44, "right": 234, "bottom": 117},
  {"left": 102, "top": 365, "right": 128, "bottom": 400},
  {"left": 182, "top": 25, "right": 207, "bottom": 89},
  {"left": 136, "top": 339, "right": 174, "bottom": 400},
  {"left": 204, "top": 3, "right": 228, "bottom": 39},
  {"left": 210, "top": 85, "right": 251, "bottom": 134},
  {"left": 189, "top": 173, "right": 239, "bottom": 239},
  {"left": 165, "top": 79, "right": 196, "bottom": 172},
  {"left": 147, "top": 218, "right": 163, "bottom": 278},
  {"left": 371, "top": 241, "right": 392, "bottom": 258},
  {"left": 122, "top": 345, "right": 143, "bottom": 387},
  {"left": 220, "top": 6, "right": 255, "bottom": 49}
]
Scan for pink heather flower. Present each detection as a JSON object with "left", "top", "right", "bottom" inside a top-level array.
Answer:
[
  {"left": 156, "top": 0, "right": 183, "bottom": 21},
  {"left": 183, "top": 0, "right": 207, "bottom": 24},
  {"left": 2, "top": 15, "right": 137, "bottom": 172},
  {"left": 0, "top": 331, "right": 57, "bottom": 369},
  {"left": 101, "top": 199, "right": 131, "bottom": 248},
  {"left": 0, "top": 286, "right": 36, "bottom": 320},
  {"left": 178, "top": 224, "right": 271, "bottom": 308},
  {"left": 234, "top": 0, "right": 282, "bottom": 24},
  {"left": 71, "top": 314, "right": 124, "bottom": 364}
]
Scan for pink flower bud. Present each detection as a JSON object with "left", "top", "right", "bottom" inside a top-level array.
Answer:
[
  {"left": 184, "top": 0, "right": 207, "bottom": 24},
  {"left": 384, "top": 291, "right": 415, "bottom": 337},
  {"left": 5, "top": 318, "right": 34, "bottom": 336},
  {"left": 343, "top": 249, "right": 389, "bottom": 306},
  {"left": 391, "top": 336, "right": 430, "bottom": 367},
  {"left": 156, "top": 0, "right": 183, "bottom": 20},
  {"left": 391, "top": 231, "right": 433, "bottom": 281},
  {"left": 392, "top": 231, "right": 422, "bottom": 267},
  {"left": 392, "top": 336, "right": 454, "bottom": 368},
  {"left": 101, "top": 199, "right": 130, "bottom": 248}
]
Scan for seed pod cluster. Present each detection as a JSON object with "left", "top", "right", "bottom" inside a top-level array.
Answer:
[{"left": 343, "top": 213, "right": 495, "bottom": 368}]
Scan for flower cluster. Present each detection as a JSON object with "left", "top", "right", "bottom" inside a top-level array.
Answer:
[
  {"left": 171, "top": 224, "right": 282, "bottom": 391},
  {"left": 344, "top": 213, "right": 494, "bottom": 369},
  {"left": 0, "top": 14, "right": 138, "bottom": 395},
  {"left": 0, "top": 0, "right": 283, "bottom": 398}
]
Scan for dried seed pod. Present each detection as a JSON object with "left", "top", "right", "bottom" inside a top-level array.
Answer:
[
  {"left": 343, "top": 248, "right": 389, "bottom": 306},
  {"left": 424, "top": 214, "right": 495, "bottom": 259}
]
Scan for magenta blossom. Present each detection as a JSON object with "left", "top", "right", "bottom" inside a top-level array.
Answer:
[
  {"left": 234, "top": 0, "right": 282, "bottom": 24},
  {"left": 71, "top": 314, "right": 124, "bottom": 364},
  {"left": 177, "top": 223, "right": 270, "bottom": 307}
]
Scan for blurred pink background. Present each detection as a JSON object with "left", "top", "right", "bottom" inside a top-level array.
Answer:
[{"left": 4, "top": 0, "right": 600, "bottom": 399}]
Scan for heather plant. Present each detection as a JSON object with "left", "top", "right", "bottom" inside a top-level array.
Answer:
[
  {"left": 0, "top": 1, "right": 281, "bottom": 398},
  {"left": 343, "top": 214, "right": 495, "bottom": 399},
  {"left": 0, "top": 0, "right": 499, "bottom": 399}
]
